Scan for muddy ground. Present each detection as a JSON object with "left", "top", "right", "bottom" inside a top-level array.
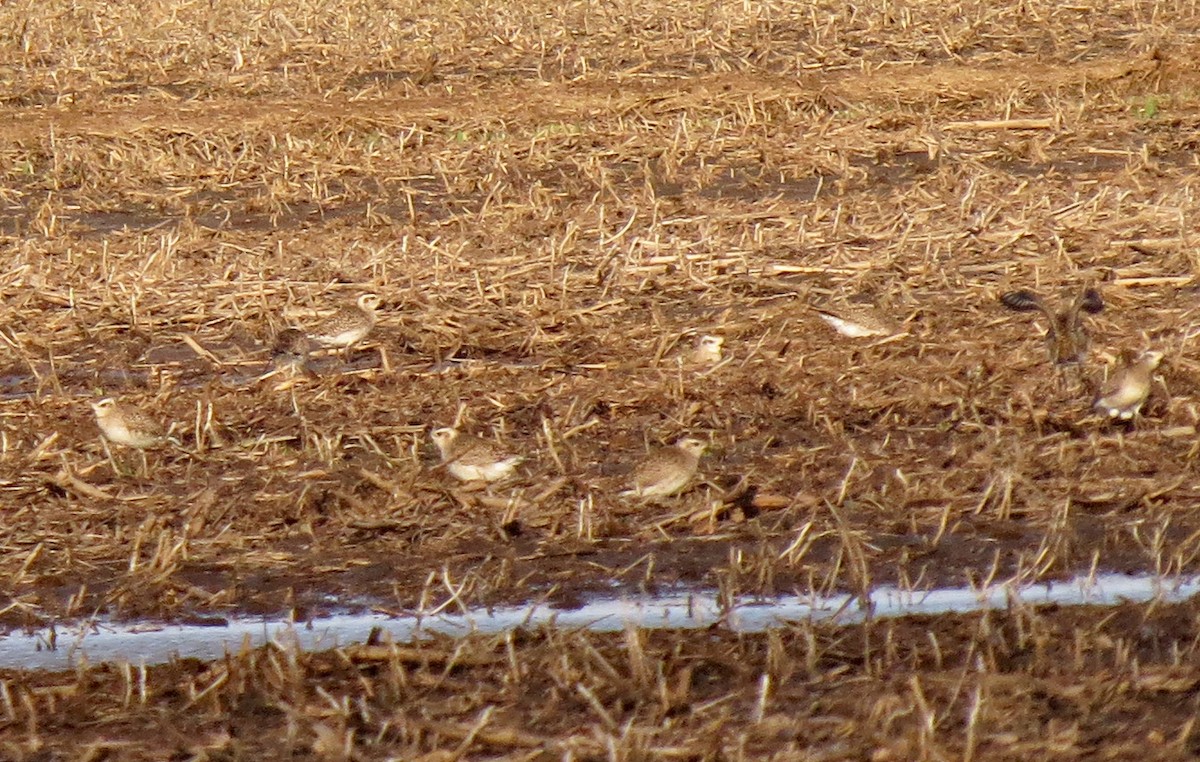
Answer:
[
  {"left": 0, "top": 0, "right": 1197, "bottom": 629},
  {"left": 3, "top": 0, "right": 1200, "bottom": 756}
]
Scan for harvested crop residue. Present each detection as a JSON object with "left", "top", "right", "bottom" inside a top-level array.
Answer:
[
  {"left": 8, "top": 598, "right": 1200, "bottom": 758},
  {"left": 0, "top": 0, "right": 1197, "bottom": 632}
]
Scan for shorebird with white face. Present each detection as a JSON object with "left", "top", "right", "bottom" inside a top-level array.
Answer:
[
  {"left": 91, "top": 398, "right": 166, "bottom": 450},
  {"left": 691, "top": 335, "right": 725, "bottom": 366},
  {"left": 311, "top": 293, "right": 381, "bottom": 354},
  {"left": 663, "top": 334, "right": 726, "bottom": 372},
  {"left": 620, "top": 437, "right": 708, "bottom": 499},
  {"left": 430, "top": 427, "right": 524, "bottom": 483},
  {"left": 90, "top": 397, "right": 169, "bottom": 475},
  {"left": 1094, "top": 349, "right": 1163, "bottom": 421}
]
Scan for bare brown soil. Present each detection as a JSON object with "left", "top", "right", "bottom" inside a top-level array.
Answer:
[{"left": 2, "top": 3, "right": 1200, "bottom": 610}]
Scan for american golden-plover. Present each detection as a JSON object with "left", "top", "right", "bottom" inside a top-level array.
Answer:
[
  {"left": 90, "top": 397, "right": 168, "bottom": 474},
  {"left": 1000, "top": 287, "right": 1104, "bottom": 365},
  {"left": 430, "top": 427, "right": 524, "bottom": 483},
  {"left": 813, "top": 303, "right": 899, "bottom": 339},
  {"left": 1094, "top": 349, "right": 1163, "bottom": 421},
  {"left": 311, "top": 293, "right": 380, "bottom": 354},
  {"left": 620, "top": 437, "right": 707, "bottom": 498},
  {"left": 91, "top": 398, "right": 166, "bottom": 450},
  {"left": 691, "top": 334, "right": 725, "bottom": 366}
]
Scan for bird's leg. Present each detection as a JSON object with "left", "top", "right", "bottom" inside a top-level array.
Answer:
[{"left": 100, "top": 437, "right": 126, "bottom": 477}]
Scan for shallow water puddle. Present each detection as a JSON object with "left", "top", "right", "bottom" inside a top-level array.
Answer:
[{"left": 4, "top": 572, "right": 1198, "bottom": 670}]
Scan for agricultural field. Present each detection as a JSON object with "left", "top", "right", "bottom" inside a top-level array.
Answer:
[{"left": 1, "top": 0, "right": 1200, "bottom": 756}]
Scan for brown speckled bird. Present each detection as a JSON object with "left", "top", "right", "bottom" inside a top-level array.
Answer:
[
  {"left": 91, "top": 398, "right": 167, "bottom": 450},
  {"left": 311, "top": 293, "right": 381, "bottom": 353},
  {"left": 813, "top": 302, "right": 901, "bottom": 339},
  {"left": 690, "top": 334, "right": 725, "bottom": 366},
  {"left": 1000, "top": 286, "right": 1104, "bottom": 365},
  {"left": 431, "top": 427, "right": 524, "bottom": 483},
  {"left": 1094, "top": 349, "right": 1163, "bottom": 421},
  {"left": 620, "top": 437, "right": 708, "bottom": 498}
]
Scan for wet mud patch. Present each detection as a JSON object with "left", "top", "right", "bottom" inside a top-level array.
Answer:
[{"left": 4, "top": 0, "right": 1200, "bottom": 754}]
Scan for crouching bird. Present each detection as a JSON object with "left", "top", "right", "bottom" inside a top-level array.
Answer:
[
  {"left": 1094, "top": 349, "right": 1163, "bottom": 421},
  {"left": 430, "top": 427, "right": 524, "bottom": 483},
  {"left": 620, "top": 437, "right": 708, "bottom": 499}
]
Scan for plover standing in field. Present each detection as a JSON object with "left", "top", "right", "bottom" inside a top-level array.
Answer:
[
  {"left": 813, "top": 303, "right": 900, "bottom": 339},
  {"left": 311, "top": 293, "right": 381, "bottom": 355},
  {"left": 91, "top": 397, "right": 168, "bottom": 474},
  {"left": 91, "top": 398, "right": 166, "bottom": 450},
  {"left": 661, "top": 334, "right": 727, "bottom": 371},
  {"left": 430, "top": 427, "right": 524, "bottom": 483},
  {"left": 1094, "top": 349, "right": 1163, "bottom": 421},
  {"left": 1000, "top": 287, "right": 1104, "bottom": 365},
  {"left": 691, "top": 335, "right": 725, "bottom": 366},
  {"left": 620, "top": 437, "right": 708, "bottom": 499}
]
